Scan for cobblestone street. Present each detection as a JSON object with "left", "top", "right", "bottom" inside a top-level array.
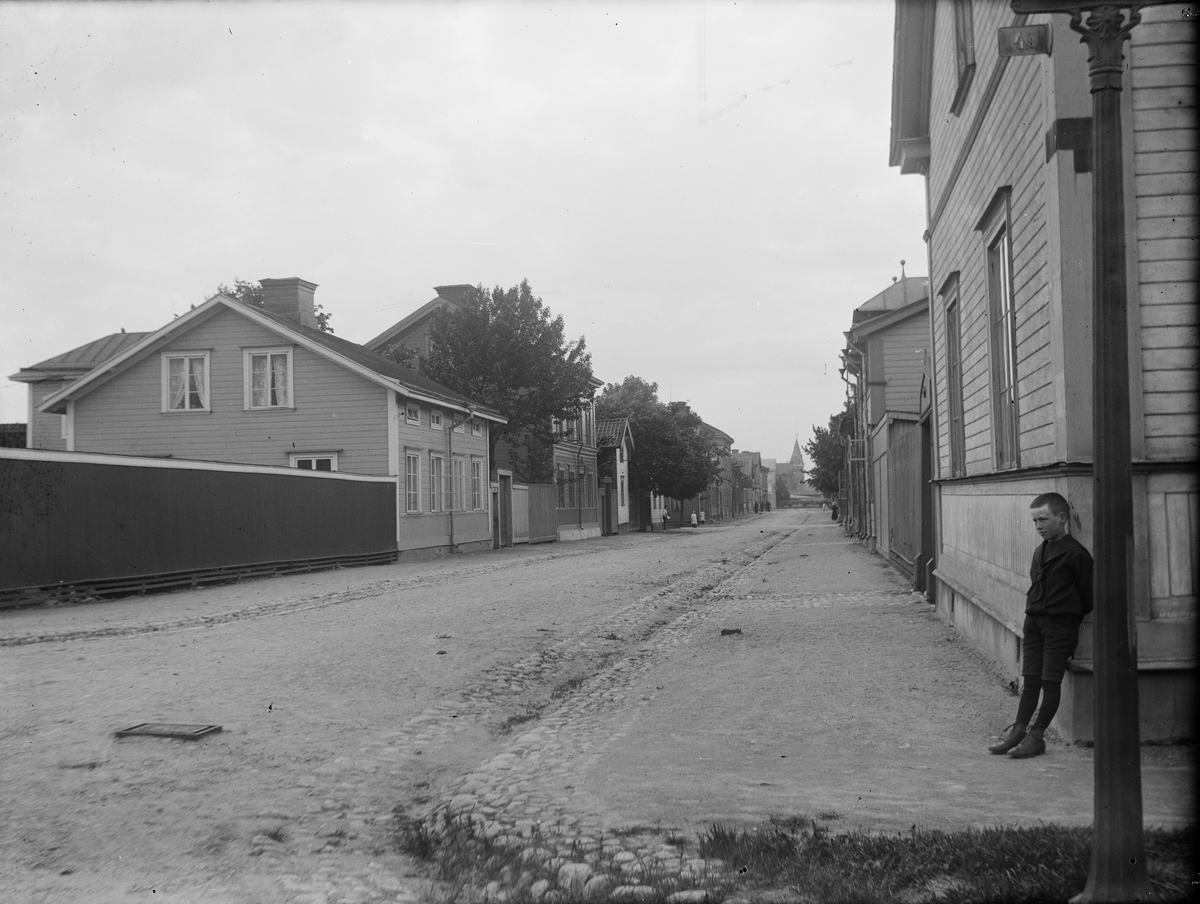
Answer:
[{"left": 2, "top": 510, "right": 1192, "bottom": 903}]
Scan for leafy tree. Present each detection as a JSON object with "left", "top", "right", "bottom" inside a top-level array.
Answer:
[
  {"left": 776, "top": 477, "right": 792, "bottom": 506},
  {"left": 596, "top": 376, "right": 721, "bottom": 501},
  {"left": 417, "top": 280, "right": 595, "bottom": 484},
  {"left": 804, "top": 404, "right": 853, "bottom": 499},
  {"left": 217, "top": 279, "right": 334, "bottom": 333}
]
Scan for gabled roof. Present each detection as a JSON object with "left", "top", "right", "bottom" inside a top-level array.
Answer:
[
  {"left": 365, "top": 285, "right": 471, "bottom": 351},
  {"left": 36, "top": 294, "right": 505, "bottom": 422},
  {"left": 849, "top": 295, "right": 930, "bottom": 342},
  {"left": 700, "top": 421, "right": 734, "bottom": 448},
  {"left": 596, "top": 417, "right": 634, "bottom": 451},
  {"left": 10, "top": 331, "right": 152, "bottom": 383}
]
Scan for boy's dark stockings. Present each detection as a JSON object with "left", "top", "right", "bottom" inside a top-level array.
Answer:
[{"left": 1015, "top": 677, "right": 1062, "bottom": 731}]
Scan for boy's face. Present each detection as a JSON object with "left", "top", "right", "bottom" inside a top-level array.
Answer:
[{"left": 1030, "top": 504, "right": 1068, "bottom": 542}]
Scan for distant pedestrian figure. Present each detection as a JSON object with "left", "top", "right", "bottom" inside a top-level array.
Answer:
[
  {"left": 989, "top": 492, "right": 1093, "bottom": 759},
  {"left": 662, "top": 511, "right": 669, "bottom": 531},
  {"left": 690, "top": 512, "right": 698, "bottom": 527},
  {"left": 753, "top": 502, "right": 759, "bottom": 514},
  {"left": 831, "top": 503, "right": 839, "bottom": 520}
]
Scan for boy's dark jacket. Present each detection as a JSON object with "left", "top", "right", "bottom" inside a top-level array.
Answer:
[{"left": 1026, "top": 534, "right": 1094, "bottom": 617}]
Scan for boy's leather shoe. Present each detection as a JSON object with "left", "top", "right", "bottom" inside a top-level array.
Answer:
[
  {"left": 988, "top": 724, "right": 1027, "bottom": 755},
  {"left": 1008, "top": 727, "right": 1046, "bottom": 759}
]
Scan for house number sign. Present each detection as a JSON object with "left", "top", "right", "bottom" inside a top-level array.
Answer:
[{"left": 997, "top": 24, "right": 1053, "bottom": 56}]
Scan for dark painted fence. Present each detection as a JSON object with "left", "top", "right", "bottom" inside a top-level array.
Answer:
[{"left": 1, "top": 450, "right": 397, "bottom": 601}]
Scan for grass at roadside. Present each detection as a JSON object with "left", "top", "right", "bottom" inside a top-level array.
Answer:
[{"left": 394, "top": 810, "right": 1197, "bottom": 903}]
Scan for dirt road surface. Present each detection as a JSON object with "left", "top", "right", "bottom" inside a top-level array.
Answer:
[{"left": 2, "top": 510, "right": 1192, "bottom": 903}]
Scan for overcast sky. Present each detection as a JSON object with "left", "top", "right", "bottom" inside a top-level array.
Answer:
[{"left": 1, "top": 0, "right": 927, "bottom": 463}]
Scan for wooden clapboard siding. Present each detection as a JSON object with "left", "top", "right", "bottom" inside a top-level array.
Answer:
[
  {"left": 73, "top": 306, "right": 391, "bottom": 475},
  {"left": 879, "top": 313, "right": 929, "bottom": 413},
  {"left": 29, "top": 381, "right": 69, "bottom": 451},
  {"left": 1131, "top": 4, "right": 1198, "bottom": 462},
  {"left": 1146, "top": 471, "right": 1199, "bottom": 617},
  {"left": 927, "top": 7, "right": 1050, "bottom": 477},
  {"left": 396, "top": 404, "right": 489, "bottom": 516}
]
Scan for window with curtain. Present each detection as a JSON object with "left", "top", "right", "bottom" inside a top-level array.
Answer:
[
  {"left": 164, "top": 353, "right": 209, "bottom": 411},
  {"left": 246, "top": 349, "right": 292, "bottom": 409}
]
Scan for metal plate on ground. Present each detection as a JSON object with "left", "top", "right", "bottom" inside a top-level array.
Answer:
[{"left": 114, "top": 723, "right": 222, "bottom": 740}]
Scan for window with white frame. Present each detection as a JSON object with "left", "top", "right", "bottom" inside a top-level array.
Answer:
[
  {"left": 940, "top": 273, "right": 968, "bottom": 477},
  {"left": 245, "top": 348, "right": 293, "bottom": 409},
  {"left": 430, "top": 409, "right": 443, "bottom": 430},
  {"left": 979, "top": 188, "right": 1020, "bottom": 470},
  {"left": 451, "top": 457, "right": 466, "bottom": 511},
  {"left": 950, "top": 0, "right": 976, "bottom": 115},
  {"left": 406, "top": 403, "right": 420, "bottom": 425},
  {"left": 471, "top": 459, "right": 483, "bottom": 509},
  {"left": 162, "top": 352, "right": 210, "bottom": 411},
  {"left": 405, "top": 452, "right": 420, "bottom": 512},
  {"left": 471, "top": 419, "right": 482, "bottom": 436},
  {"left": 290, "top": 452, "right": 338, "bottom": 471},
  {"left": 429, "top": 454, "right": 445, "bottom": 511}
]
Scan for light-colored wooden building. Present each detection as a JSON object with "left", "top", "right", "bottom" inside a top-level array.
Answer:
[
  {"left": 892, "top": 1, "right": 1196, "bottom": 740},
  {"left": 34, "top": 278, "right": 505, "bottom": 555},
  {"left": 840, "top": 276, "right": 934, "bottom": 589},
  {"left": 597, "top": 416, "right": 634, "bottom": 534},
  {"left": 11, "top": 331, "right": 150, "bottom": 451},
  {"left": 367, "top": 285, "right": 603, "bottom": 542}
]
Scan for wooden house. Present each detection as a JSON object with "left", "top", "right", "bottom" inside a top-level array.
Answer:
[
  {"left": 366, "top": 285, "right": 603, "bottom": 542},
  {"left": 33, "top": 278, "right": 505, "bottom": 555},
  {"left": 839, "top": 275, "right": 934, "bottom": 590},
  {"left": 11, "top": 330, "right": 150, "bottom": 451},
  {"left": 891, "top": 1, "right": 1195, "bottom": 740},
  {"left": 596, "top": 416, "right": 635, "bottom": 534}
]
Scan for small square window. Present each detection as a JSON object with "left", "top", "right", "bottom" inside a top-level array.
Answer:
[
  {"left": 431, "top": 410, "right": 443, "bottom": 430},
  {"left": 406, "top": 404, "right": 420, "bottom": 425},
  {"left": 471, "top": 419, "right": 482, "bottom": 436}
]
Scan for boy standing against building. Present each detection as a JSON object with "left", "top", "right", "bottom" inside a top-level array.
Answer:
[{"left": 989, "top": 492, "right": 1094, "bottom": 759}]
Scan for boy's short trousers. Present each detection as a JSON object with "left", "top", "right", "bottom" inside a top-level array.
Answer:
[{"left": 1021, "top": 613, "right": 1082, "bottom": 683}]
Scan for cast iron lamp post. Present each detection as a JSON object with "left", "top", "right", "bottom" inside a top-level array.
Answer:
[{"left": 1009, "top": 3, "right": 1162, "bottom": 900}]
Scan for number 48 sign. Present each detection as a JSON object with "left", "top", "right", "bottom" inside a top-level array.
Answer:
[{"left": 997, "top": 23, "right": 1053, "bottom": 56}]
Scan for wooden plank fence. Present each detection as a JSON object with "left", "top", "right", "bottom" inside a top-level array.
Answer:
[{"left": 1, "top": 449, "right": 397, "bottom": 604}]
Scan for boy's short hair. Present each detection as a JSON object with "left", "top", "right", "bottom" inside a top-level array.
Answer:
[{"left": 1031, "top": 492, "right": 1070, "bottom": 517}]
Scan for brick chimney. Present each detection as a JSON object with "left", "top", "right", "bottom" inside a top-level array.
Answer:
[
  {"left": 260, "top": 277, "right": 319, "bottom": 329},
  {"left": 434, "top": 284, "right": 474, "bottom": 304}
]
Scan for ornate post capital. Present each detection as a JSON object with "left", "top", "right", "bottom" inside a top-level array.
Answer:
[{"left": 1068, "top": 4, "right": 1142, "bottom": 92}]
